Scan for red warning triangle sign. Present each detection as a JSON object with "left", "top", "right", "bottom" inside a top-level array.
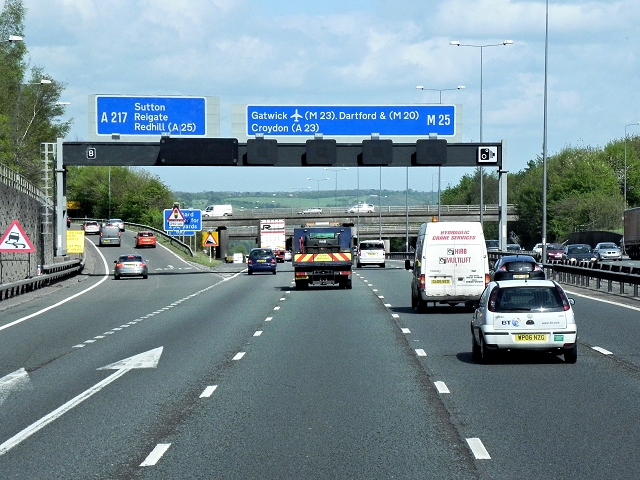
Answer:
[
  {"left": 167, "top": 206, "right": 185, "bottom": 225},
  {"left": 0, "top": 220, "right": 36, "bottom": 253}
]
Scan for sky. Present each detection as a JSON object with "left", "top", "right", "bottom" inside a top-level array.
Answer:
[{"left": 18, "top": 0, "right": 640, "bottom": 194}]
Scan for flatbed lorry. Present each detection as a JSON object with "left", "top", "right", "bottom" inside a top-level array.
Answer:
[{"left": 292, "top": 225, "right": 355, "bottom": 289}]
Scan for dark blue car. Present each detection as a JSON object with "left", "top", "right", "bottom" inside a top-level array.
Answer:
[{"left": 247, "top": 248, "right": 277, "bottom": 275}]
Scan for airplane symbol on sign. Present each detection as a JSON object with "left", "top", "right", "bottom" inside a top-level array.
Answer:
[{"left": 291, "top": 109, "right": 302, "bottom": 122}]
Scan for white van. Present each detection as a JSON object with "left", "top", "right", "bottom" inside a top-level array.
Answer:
[
  {"left": 202, "top": 204, "right": 233, "bottom": 217},
  {"left": 407, "top": 221, "right": 489, "bottom": 310},
  {"left": 357, "top": 240, "right": 386, "bottom": 268}
]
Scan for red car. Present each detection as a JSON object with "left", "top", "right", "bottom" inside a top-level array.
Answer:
[
  {"left": 545, "top": 243, "right": 565, "bottom": 261},
  {"left": 135, "top": 231, "right": 157, "bottom": 248}
]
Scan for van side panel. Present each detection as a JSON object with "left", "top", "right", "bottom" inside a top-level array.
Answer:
[{"left": 415, "top": 222, "right": 488, "bottom": 305}]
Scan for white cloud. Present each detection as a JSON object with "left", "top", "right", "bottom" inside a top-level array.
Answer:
[{"left": 18, "top": 0, "right": 640, "bottom": 191}]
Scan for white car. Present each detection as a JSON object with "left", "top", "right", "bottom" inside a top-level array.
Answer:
[
  {"left": 347, "top": 203, "right": 375, "bottom": 213},
  {"left": 471, "top": 279, "right": 577, "bottom": 363},
  {"left": 82, "top": 221, "right": 100, "bottom": 235},
  {"left": 299, "top": 208, "right": 323, "bottom": 214},
  {"left": 108, "top": 218, "right": 125, "bottom": 231},
  {"left": 357, "top": 240, "right": 385, "bottom": 268}
]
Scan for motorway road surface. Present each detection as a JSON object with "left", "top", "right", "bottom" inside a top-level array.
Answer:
[{"left": 1, "top": 232, "right": 640, "bottom": 479}]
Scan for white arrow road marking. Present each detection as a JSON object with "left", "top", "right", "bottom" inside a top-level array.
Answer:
[
  {"left": 0, "top": 347, "right": 163, "bottom": 456},
  {"left": 0, "top": 368, "right": 32, "bottom": 407}
]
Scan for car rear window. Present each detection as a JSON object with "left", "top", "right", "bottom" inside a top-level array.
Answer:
[
  {"left": 139, "top": 232, "right": 154, "bottom": 237},
  {"left": 250, "top": 249, "right": 273, "bottom": 258},
  {"left": 495, "top": 287, "right": 564, "bottom": 311},
  {"left": 503, "top": 261, "right": 535, "bottom": 272},
  {"left": 360, "top": 242, "right": 384, "bottom": 250}
]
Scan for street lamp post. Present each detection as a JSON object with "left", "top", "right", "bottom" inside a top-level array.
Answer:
[
  {"left": 307, "top": 177, "right": 330, "bottom": 208},
  {"left": 624, "top": 122, "right": 640, "bottom": 207},
  {"left": 324, "top": 167, "right": 349, "bottom": 208},
  {"left": 415, "top": 85, "right": 465, "bottom": 104},
  {"left": 450, "top": 39, "right": 514, "bottom": 226}
]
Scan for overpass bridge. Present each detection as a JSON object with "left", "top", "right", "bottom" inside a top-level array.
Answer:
[{"left": 202, "top": 204, "right": 517, "bottom": 240}]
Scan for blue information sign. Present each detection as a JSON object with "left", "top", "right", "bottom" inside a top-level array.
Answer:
[
  {"left": 97, "top": 96, "right": 206, "bottom": 136},
  {"left": 163, "top": 208, "right": 202, "bottom": 232},
  {"left": 247, "top": 105, "right": 456, "bottom": 137}
]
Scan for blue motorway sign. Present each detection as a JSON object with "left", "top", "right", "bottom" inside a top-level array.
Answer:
[
  {"left": 97, "top": 96, "right": 206, "bottom": 136},
  {"left": 247, "top": 105, "right": 456, "bottom": 137},
  {"left": 165, "top": 230, "right": 195, "bottom": 237},
  {"left": 163, "top": 208, "right": 202, "bottom": 232}
]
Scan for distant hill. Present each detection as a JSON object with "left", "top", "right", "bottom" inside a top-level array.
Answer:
[{"left": 172, "top": 189, "right": 439, "bottom": 211}]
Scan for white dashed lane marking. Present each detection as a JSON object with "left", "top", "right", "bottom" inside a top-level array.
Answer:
[
  {"left": 466, "top": 438, "right": 491, "bottom": 459},
  {"left": 140, "top": 443, "right": 171, "bottom": 467},
  {"left": 199, "top": 385, "right": 218, "bottom": 398}
]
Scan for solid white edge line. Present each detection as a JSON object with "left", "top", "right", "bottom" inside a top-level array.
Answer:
[
  {"left": 0, "top": 240, "right": 110, "bottom": 332},
  {"left": 200, "top": 385, "right": 218, "bottom": 398},
  {"left": 563, "top": 289, "right": 640, "bottom": 312},
  {"left": 434, "top": 381, "right": 450, "bottom": 394},
  {"left": 140, "top": 443, "right": 171, "bottom": 467},
  {"left": 466, "top": 438, "right": 491, "bottom": 459}
]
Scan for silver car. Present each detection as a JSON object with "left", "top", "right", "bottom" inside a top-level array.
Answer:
[
  {"left": 593, "top": 242, "right": 622, "bottom": 261},
  {"left": 114, "top": 254, "right": 148, "bottom": 280}
]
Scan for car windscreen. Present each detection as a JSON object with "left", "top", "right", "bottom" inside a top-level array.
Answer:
[
  {"left": 568, "top": 246, "right": 590, "bottom": 254},
  {"left": 547, "top": 244, "right": 563, "bottom": 250},
  {"left": 598, "top": 243, "right": 617, "bottom": 249},
  {"left": 496, "top": 287, "right": 564, "bottom": 311}
]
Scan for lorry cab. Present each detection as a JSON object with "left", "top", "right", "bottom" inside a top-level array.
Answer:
[
  {"left": 292, "top": 225, "right": 354, "bottom": 289},
  {"left": 407, "top": 221, "right": 489, "bottom": 311}
]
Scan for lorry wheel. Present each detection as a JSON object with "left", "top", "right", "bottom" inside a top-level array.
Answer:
[
  {"left": 380, "top": 263, "right": 385, "bottom": 268},
  {"left": 295, "top": 280, "right": 308, "bottom": 290}
]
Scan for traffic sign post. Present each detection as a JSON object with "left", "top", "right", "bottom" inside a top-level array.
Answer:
[
  {"left": 246, "top": 105, "right": 457, "bottom": 137},
  {"left": 202, "top": 232, "right": 219, "bottom": 263}
]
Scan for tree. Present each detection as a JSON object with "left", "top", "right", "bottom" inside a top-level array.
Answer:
[
  {"left": 0, "top": 0, "right": 71, "bottom": 185},
  {"left": 66, "top": 166, "right": 174, "bottom": 228}
]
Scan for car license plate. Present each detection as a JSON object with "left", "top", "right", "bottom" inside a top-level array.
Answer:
[
  {"left": 515, "top": 334, "right": 547, "bottom": 342},
  {"left": 513, "top": 274, "right": 529, "bottom": 279},
  {"left": 431, "top": 279, "right": 451, "bottom": 284},
  {"left": 367, "top": 252, "right": 376, "bottom": 256},
  {"left": 257, "top": 259, "right": 266, "bottom": 263}
]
